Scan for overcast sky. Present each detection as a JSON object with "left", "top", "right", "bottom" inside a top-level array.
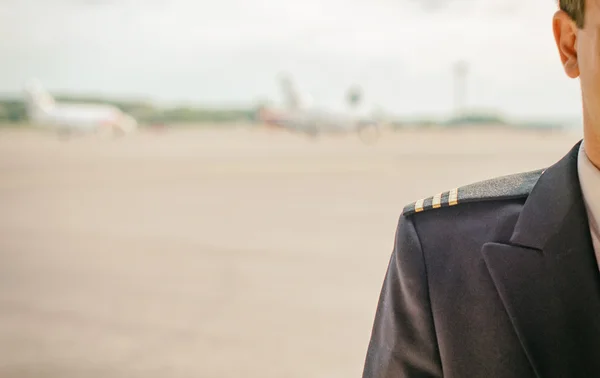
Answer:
[{"left": 0, "top": 0, "right": 583, "bottom": 120}]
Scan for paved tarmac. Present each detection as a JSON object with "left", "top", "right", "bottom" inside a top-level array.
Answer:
[{"left": 0, "top": 126, "right": 583, "bottom": 378}]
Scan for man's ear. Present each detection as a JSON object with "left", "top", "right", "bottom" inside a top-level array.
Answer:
[{"left": 553, "top": 10, "right": 580, "bottom": 78}]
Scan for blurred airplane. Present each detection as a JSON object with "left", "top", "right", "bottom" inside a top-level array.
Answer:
[
  {"left": 257, "top": 74, "right": 382, "bottom": 144},
  {"left": 24, "top": 79, "right": 138, "bottom": 138}
]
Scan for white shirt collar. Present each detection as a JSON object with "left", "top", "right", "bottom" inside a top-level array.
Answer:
[{"left": 578, "top": 142, "right": 600, "bottom": 254}]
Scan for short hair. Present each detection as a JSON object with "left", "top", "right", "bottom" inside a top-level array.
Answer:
[{"left": 560, "top": 0, "right": 585, "bottom": 28}]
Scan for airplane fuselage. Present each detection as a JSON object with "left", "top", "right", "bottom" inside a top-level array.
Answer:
[
  {"left": 260, "top": 107, "right": 377, "bottom": 135},
  {"left": 33, "top": 103, "right": 122, "bottom": 131}
]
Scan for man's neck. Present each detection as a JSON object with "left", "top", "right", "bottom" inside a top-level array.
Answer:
[{"left": 584, "top": 126, "right": 600, "bottom": 170}]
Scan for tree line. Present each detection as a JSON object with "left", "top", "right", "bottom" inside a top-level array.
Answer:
[{"left": 0, "top": 96, "right": 258, "bottom": 125}]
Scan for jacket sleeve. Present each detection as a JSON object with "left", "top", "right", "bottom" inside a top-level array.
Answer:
[{"left": 362, "top": 215, "right": 442, "bottom": 378}]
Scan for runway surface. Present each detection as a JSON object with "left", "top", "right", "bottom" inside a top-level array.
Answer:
[{"left": 0, "top": 126, "right": 583, "bottom": 377}]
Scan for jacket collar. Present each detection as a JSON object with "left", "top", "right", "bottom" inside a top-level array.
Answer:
[
  {"left": 510, "top": 141, "right": 583, "bottom": 249},
  {"left": 482, "top": 140, "right": 600, "bottom": 377}
]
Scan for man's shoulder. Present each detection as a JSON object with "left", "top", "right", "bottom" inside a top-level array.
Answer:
[{"left": 402, "top": 168, "right": 545, "bottom": 217}]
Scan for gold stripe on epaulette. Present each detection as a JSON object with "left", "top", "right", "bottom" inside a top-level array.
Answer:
[
  {"left": 414, "top": 198, "right": 425, "bottom": 213},
  {"left": 432, "top": 193, "right": 442, "bottom": 209},
  {"left": 449, "top": 188, "right": 459, "bottom": 206}
]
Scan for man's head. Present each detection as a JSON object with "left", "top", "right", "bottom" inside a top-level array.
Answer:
[{"left": 554, "top": 0, "right": 600, "bottom": 164}]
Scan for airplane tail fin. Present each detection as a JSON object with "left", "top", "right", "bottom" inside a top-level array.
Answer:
[
  {"left": 278, "top": 74, "right": 305, "bottom": 110},
  {"left": 23, "top": 79, "right": 55, "bottom": 119}
]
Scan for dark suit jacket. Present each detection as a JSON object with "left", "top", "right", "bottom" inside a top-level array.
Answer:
[{"left": 363, "top": 142, "right": 600, "bottom": 378}]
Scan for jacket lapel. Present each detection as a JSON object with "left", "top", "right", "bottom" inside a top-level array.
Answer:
[{"left": 482, "top": 141, "right": 600, "bottom": 378}]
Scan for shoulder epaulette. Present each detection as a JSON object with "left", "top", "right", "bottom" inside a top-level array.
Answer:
[{"left": 402, "top": 168, "right": 545, "bottom": 216}]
